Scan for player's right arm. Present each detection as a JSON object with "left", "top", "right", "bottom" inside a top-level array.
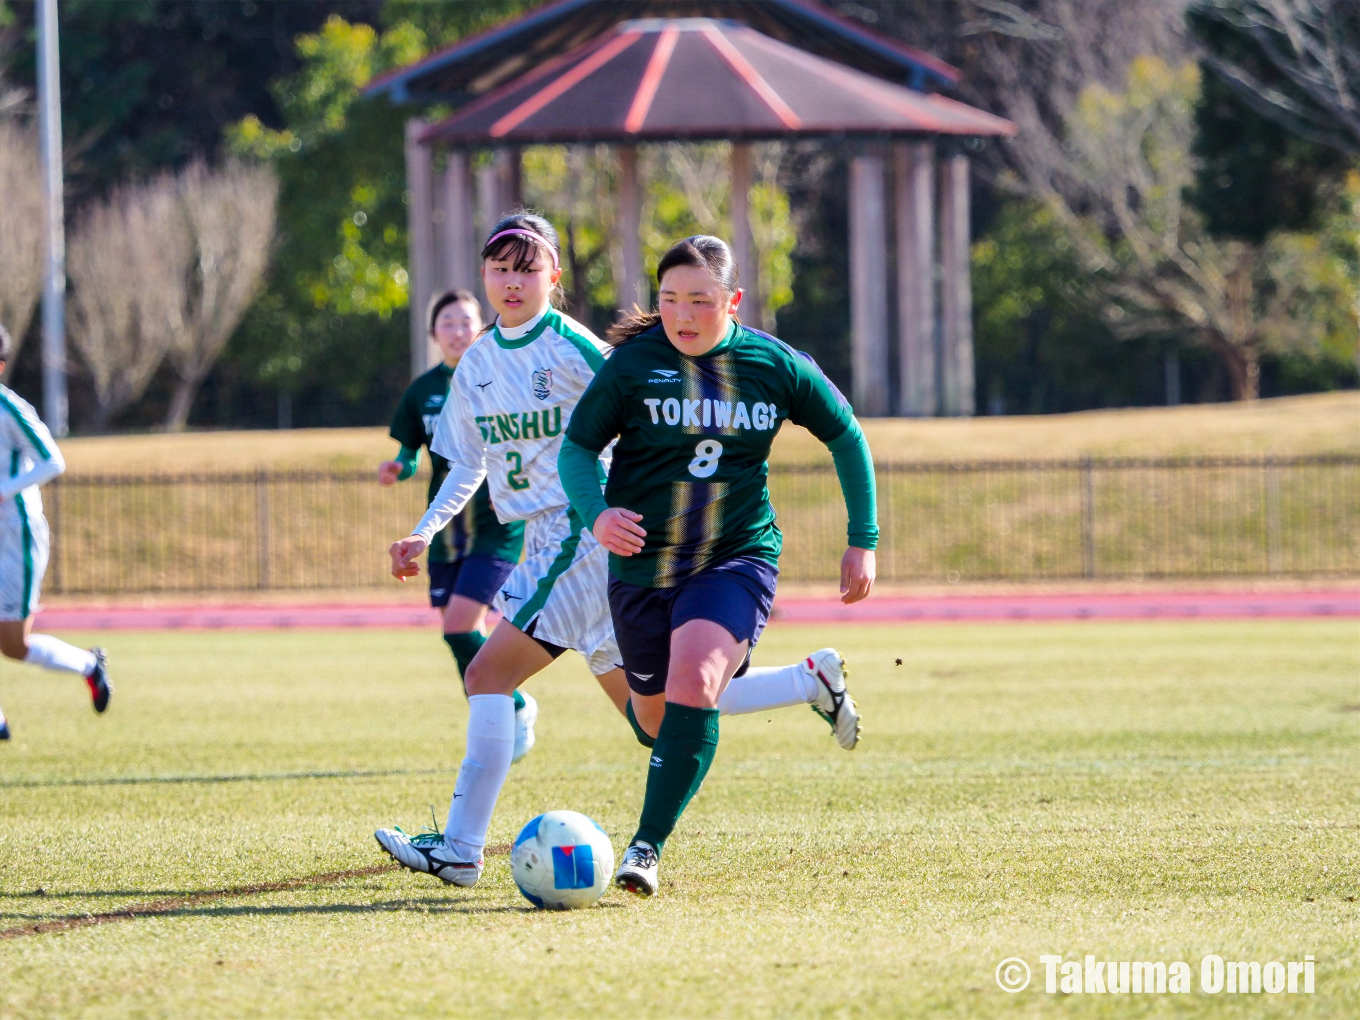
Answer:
[
  {"left": 389, "top": 376, "right": 488, "bottom": 579},
  {"left": 559, "top": 356, "right": 645, "bottom": 556},
  {"left": 0, "top": 389, "right": 64, "bottom": 501}
]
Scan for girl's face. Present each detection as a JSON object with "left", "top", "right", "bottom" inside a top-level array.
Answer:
[
  {"left": 481, "top": 245, "right": 561, "bottom": 328},
  {"left": 658, "top": 264, "right": 742, "bottom": 357},
  {"left": 432, "top": 300, "right": 481, "bottom": 366}
]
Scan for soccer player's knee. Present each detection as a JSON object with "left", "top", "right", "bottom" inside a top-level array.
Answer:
[
  {"left": 443, "top": 631, "right": 484, "bottom": 677},
  {"left": 625, "top": 700, "right": 657, "bottom": 748},
  {"left": 462, "top": 657, "right": 492, "bottom": 694},
  {"left": 0, "top": 634, "right": 27, "bottom": 660},
  {"left": 665, "top": 669, "right": 721, "bottom": 709}
]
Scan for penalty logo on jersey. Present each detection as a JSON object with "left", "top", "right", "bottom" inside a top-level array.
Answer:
[{"left": 532, "top": 368, "right": 553, "bottom": 401}]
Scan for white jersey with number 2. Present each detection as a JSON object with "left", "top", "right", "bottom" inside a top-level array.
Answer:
[{"left": 414, "top": 306, "right": 611, "bottom": 540}]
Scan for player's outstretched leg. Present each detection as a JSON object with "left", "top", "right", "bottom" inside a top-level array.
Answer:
[
  {"left": 1, "top": 624, "right": 111, "bottom": 715},
  {"left": 716, "top": 648, "right": 860, "bottom": 749},
  {"left": 446, "top": 628, "right": 537, "bottom": 762},
  {"left": 376, "top": 622, "right": 552, "bottom": 887}
]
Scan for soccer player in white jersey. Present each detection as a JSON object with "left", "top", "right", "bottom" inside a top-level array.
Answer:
[
  {"left": 374, "top": 214, "right": 860, "bottom": 889},
  {"left": 0, "top": 324, "right": 111, "bottom": 741}
]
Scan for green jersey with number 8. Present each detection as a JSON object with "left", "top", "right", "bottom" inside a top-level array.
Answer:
[{"left": 566, "top": 321, "right": 877, "bottom": 588}]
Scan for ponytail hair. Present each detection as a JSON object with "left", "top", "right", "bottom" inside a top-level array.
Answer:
[{"left": 606, "top": 234, "right": 740, "bottom": 346}]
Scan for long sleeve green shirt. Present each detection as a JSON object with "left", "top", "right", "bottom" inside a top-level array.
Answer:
[{"left": 561, "top": 321, "right": 877, "bottom": 588}]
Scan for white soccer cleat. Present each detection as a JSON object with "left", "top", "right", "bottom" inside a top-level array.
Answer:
[
  {"left": 806, "top": 648, "right": 861, "bottom": 750},
  {"left": 374, "top": 826, "right": 483, "bottom": 887},
  {"left": 512, "top": 691, "right": 538, "bottom": 763},
  {"left": 614, "top": 840, "right": 659, "bottom": 897}
]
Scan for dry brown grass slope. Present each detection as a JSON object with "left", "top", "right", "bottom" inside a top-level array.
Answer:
[{"left": 56, "top": 391, "right": 1359, "bottom": 474}]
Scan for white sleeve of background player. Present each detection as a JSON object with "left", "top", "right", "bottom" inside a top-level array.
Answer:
[
  {"left": 409, "top": 378, "right": 487, "bottom": 544},
  {"left": 0, "top": 393, "right": 65, "bottom": 500}
]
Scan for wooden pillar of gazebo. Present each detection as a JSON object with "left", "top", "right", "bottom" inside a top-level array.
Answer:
[
  {"left": 438, "top": 149, "right": 477, "bottom": 296},
  {"left": 939, "top": 149, "right": 975, "bottom": 417},
  {"left": 500, "top": 146, "right": 523, "bottom": 210},
  {"left": 848, "top": 150, "right": 891, "bottom": 417},
  {"left": 615, "top": 145, "right": 646, "bottom": 315},
  {"left": 894, "top": 140, "right": 937, "bottom": 416},
  {"left": 730, "top": 142, "right": 761, "bottom": 329},
  {"left": 405, "top": 119, "right": 437, "bottom": 378}
]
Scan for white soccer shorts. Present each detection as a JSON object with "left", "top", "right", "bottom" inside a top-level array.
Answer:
[
  {"left": 0, "top": 499, "right": 49, "bottom": 622},
  {"left": 495, "top": 506, "right": 620, "bottom": 676}
]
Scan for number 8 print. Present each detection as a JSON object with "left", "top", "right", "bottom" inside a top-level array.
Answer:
[{"left": 688, "top": 439, "right": 723, "bottom": 478}]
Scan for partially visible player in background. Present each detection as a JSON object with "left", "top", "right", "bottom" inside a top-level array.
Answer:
[
  {"left": 0, "top": 324, "right": 111, "bottom": 741},
  {"left": 380, "top": 290, "right": 533, "bottom": 759}
]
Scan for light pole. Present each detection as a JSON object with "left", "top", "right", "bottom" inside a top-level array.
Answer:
[{"left": 37, "top": 0, "right": 67, "bottom": 436}]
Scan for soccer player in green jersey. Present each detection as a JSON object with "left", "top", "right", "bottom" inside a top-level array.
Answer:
[
  {"left": 380, "top": 290, "right": 533, "bottom": 758},
  {"left": 560, "top": 236, "right": 878, "bottom": 896}
]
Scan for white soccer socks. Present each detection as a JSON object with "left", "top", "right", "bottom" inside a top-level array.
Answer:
[
  {"left": 444, "top": 693, "right": 516, "bottom": 858},
  {"left": 717, "top": 661, "right": 818, "bottom": 715},
  {"left": 24, "top": 635, "right": 97, "bottom": 677}
]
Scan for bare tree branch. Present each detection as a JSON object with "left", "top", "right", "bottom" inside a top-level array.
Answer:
[
  {"left": 68, "top": 177, "right": 187, "bottom": 430},
  {"left": 163, "top": 160, "right": 277, "bottom": 430},
  {"left": 1192, "top": 0, "right": 1360, "bottom": 155},
  {"left": 0, "top": 119, "right": 43, "bottom": 382}
]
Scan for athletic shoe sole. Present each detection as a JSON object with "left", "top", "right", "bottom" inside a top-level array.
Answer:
[{"left": 374, "top": 829, "right": 482, "bottom": 887}]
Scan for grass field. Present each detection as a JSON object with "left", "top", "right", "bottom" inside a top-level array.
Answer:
[
  {"left": 55, "top": 391, "right": 1360, "bottom": 474},
  {"left": 1, "top": 621, "right": 1357, "bottom": 1018}
]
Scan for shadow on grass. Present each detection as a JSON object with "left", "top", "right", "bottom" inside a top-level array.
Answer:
[
  {"left": 4, "top": 893, "right": 627, "bottom": 932},
  {"left": 0, "top": 767, "right": 455, "bottom": 789}
]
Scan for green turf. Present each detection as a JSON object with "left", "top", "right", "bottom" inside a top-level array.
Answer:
[{"left": 0, "top": 621, "right": 1356, "bottom": 1018}]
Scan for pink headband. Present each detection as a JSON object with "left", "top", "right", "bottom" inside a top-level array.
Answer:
[{"left": 485, "top": 229, "right": 559, "bottom": 271}]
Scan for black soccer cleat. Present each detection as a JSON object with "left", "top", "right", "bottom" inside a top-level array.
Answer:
[
  {"left": 0, "top": 715, "right": 10, "bottom": 741},
  {"left": 85, "top": 648, "right": 112, "bottom": 713}
]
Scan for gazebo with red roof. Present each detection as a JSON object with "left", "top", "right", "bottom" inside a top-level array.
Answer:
[{"left": 368, "top": 2, "right": 1015, "bottom": 417}]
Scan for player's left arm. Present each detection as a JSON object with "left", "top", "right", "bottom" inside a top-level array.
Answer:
[
  {"left": 382, "top": 388, "right": 424, "bottom": 485},
  {"left": 561, "top": 355, "right": 645, "bottom": 556},
  {"left": 786, "top": 354, "right": 878, "bottom": 604},
  {"left": 0, "top": 395, "right": 65, "bottom": 501}
]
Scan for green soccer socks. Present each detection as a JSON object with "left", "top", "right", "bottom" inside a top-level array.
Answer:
[
  {"left": 625, "top": 699, "right": 657, "bottom": 748},
  {"left": 632, "top": 703, "right": 719, "bottom": 854},
  {"left": 444, "top": 631, "right": 525, "bottom": 712}
]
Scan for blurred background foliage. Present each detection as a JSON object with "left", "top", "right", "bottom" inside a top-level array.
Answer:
[{"left": 0, "top": 0, "right": 1353, "bottom": 431}]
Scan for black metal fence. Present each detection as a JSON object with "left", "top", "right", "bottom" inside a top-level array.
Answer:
[{"left": 43, "top": 456, "right": 1360, "bottom": 593}]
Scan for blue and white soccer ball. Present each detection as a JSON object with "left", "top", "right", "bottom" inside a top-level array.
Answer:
[{"left": 511, "top": 810, "right": 614, "bottom": 910}]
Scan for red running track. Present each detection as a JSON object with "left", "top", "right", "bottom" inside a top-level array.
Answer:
[{"left": 33, "top": 589, "right": 1360, "bottom": 630}]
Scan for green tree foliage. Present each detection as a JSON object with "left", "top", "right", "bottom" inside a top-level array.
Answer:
[
  {"left": 1190, "top": 69, "right": 1351, "bottom": 244},
  {"left": 222, "top": 17, "right": 419, "bottom": 419},
  {"left": 0, "top": 0, "right": 382, "bottom": 198},
  {"left": 972, "top": 202, "right": 1174, "bottom": 412},
  {"left": 219, "top": 4, "right": 542, "bottom": 425}
]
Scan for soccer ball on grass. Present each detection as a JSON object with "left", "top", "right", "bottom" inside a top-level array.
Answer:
[{"left": 511, "top": 810, "right": 614, "bottom": 910}]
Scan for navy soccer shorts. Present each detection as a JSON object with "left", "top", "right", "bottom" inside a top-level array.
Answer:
[
  {"left": 429, "top": 553, "right": 517, "bottom": 610},
  {"left": 607, "top": 556, "right": 779, "bottom": 696}
]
